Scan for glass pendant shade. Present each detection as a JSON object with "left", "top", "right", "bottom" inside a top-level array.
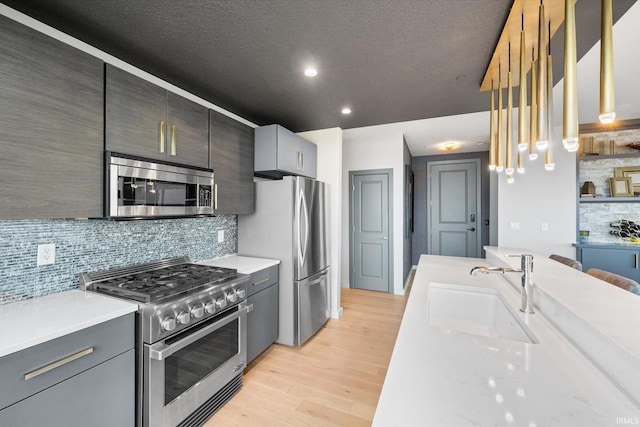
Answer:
[
  {"left": 517, "top": 28, "right": 528, "bottom": 153},
  {"left": 599, "top": 0, "right": 615, "bottom": 124},
  {"left": 536, "top": 2, "right": 548, "bottom": 151},
  {"left": 562, "top": 0, "right": 579, "bottom": 152}
]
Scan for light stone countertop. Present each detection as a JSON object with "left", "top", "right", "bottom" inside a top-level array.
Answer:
[
  {"left": 0, "top": 290, "right": 138, "bottom": 358},
  {"left": 373, "top": 253, "right": 640, "bottom": 427},
  {"left": 198, "top": 254, "right": 279, "bottom": 274}
]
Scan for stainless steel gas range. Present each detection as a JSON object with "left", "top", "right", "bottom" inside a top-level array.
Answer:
[{"left": 80, "top": 257, "right": 251, "bottom": 427}]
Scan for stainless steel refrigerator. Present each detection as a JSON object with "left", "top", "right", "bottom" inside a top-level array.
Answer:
[{"left": 238, "top": 176, "right": 330, "bottom": 346}]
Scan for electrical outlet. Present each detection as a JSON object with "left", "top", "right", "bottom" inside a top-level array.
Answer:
[
  {"left": 217, "top": 230, "right": 225, "bottom": 243},
  {"left": 37, "top": 243, "right": 56, "bottom": 266},
  {"left": 509, "top": 222, "right": 520, "bottom": 231},
  {"left": 541, "top": 222, "right": 549, "bottom": 231}
]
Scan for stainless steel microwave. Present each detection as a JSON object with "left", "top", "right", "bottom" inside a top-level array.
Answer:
[{"left": 105, "top": 152, "right": 214, "bottom": 219}]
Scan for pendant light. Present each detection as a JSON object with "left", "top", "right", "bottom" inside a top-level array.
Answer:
[
  {"left": 496, "top": 65, "right": 504, "bottom": 173},
  {"left": 562, "top": 0, "right": 579, "bottom": 151},
  {"left": 517, "top": 15, "right": 528, "bottom": 153},
  {"left": 599, "top": 0, "right": 615, "bottom": 124},
  {"left": 505, "top": 44, "right": 514, "bottom": 176},
  {"left": 545, "top": 22, "right": 555, "bottom": 171},
  {"left": 489, "top": 81, "right": 497, "bottom": 170},
  {"left": 529, "top": 48, "right": 538, "bottom": 161},
  {"left": 536, "top": 0, "right": 548, "bottom": 151},
  {"left": 517, "top": 151, "right": 525, "bottom": 174}
]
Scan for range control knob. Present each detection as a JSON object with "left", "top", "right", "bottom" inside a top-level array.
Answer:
[
  {"left": 204, "top": 302, "right": 216, "bottom": 314},
  {"left": 226, "top": 291, "right": 238, "bottom": 303},
  {"left": 161, "top": 317, "right": 177, "bottom": 332},
  {"left": 191, "top": 306, "right": 204, "bottom": 319},
  {"left": 235, "top": 288, "right": 246, "bottom": 299},
  {"left": 215, "top": 297, "right": 228, "bottom": 309},
  {"left": 176, "top": 312, "right": 191, "bottom": 325}
]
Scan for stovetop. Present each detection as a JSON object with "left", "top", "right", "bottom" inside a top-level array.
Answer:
[
  {"left": 80, "top": 257, "right": 250, "bottom": 343},
  {"left": 92, "top": 263, "right": 237, "bottom": 303}
]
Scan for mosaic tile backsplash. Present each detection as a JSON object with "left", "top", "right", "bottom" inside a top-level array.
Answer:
[
  {"left": 579, "top": 156, "right": 640, "bottom": 243},
  {"left": 0, "top": 215, "right": 237, "bottom": 305}
]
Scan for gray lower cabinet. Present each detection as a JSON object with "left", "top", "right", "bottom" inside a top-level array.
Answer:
[
  {"left": 0, "top": 15, "right": 104, "bottom": 219},
  {"left": 0, "top": 313, "right": 135, "bottom": 427},
  {"left": 106, "top": 65, "right": 209, "bottom": 168},
  {"left": 254, "top": 124, "right": 317, "bottom": 179},
  {"left": 246, "top": 265, "right": 279, "bottom": 364},
  {"left": 209, "top": 110, "right": 255, "bottom": 214},
  {"left": 578, "top": 246, "right": 640, "bottom": 282}
]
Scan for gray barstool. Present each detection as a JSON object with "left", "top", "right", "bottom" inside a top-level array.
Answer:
[
  {"left": 586, "top": 268, "right": 640, "bottom": 295},
  {"left": 549, "top": 254, "right": 583, "bottom": 271}
]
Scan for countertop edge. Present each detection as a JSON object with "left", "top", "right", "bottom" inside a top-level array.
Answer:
[
  {"left": 198, "top": 254, "right": 280, "bottom": 274},
  {"left": 0, "top": 290, "right": 138, "bottom": 358}
]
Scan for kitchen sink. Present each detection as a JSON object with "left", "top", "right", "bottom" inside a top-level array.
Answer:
[{"left": 426, "top": 283, "right": 538, "bottom": 344}]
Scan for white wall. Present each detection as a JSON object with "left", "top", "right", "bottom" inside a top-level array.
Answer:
[
  {"left": 297, "top": 128, "right": 344, "bottom": 318},
  {"left": 342, "top": 126, "right": 405, "bottom": 294},
  {"left": 497, "top": 124, "right": 577, "bottom": 257}
]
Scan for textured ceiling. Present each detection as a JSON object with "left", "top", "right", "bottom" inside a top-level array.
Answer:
[{"left": 0, "top": 0, "right": 636, "bottom": 135}]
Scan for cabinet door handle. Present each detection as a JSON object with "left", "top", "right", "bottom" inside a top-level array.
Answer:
[
  {"left": 170, "top": 125, "right": 177, "bottom": 156},
  {"left": 301, "top": 152, "right": 304, "bottom": 171},
  {"left": 635, "top": 253, "right": 638, "bottom": 269},
  {"left": 24, "top": 347, "right": 94, "bottom": 380},
  {"left": 214, "top": 184, "right": 218, "bottom": 210},
  {"left": 159, "top": 121, "right": 166, "bottom": 153},
  {"left": 253, "top": 278, "right": 269, "bottom": 286}
]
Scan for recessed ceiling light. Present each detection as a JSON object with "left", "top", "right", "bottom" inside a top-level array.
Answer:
[
  {"left": 341, "top": 107, "right": 352, "bottom": 115},
  {"left": 304, "top": 68, "right": 317, "bottom": 77}
]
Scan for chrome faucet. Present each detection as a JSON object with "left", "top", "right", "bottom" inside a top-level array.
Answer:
[{"left": 470, "top": 254, "right": 535, "bottom": 314}]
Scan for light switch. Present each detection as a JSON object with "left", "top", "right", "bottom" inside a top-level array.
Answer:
[
  {"left": 541, "top": 222, "right": 549, "bottom": 231},
  {"left": 217, "top": 230, "right": 225, "bottom": 243},
  {"left": 509, "top": 222, "right": 520, "bottom": 231}
]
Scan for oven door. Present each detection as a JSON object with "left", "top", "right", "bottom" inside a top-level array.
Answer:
[{"left": 144, "top": 303, "right": 249, "bottom": 427}]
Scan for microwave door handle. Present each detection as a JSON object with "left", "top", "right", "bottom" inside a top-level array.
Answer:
[{"left": 149, "top": 303, "right": 250, "bottom": 361}]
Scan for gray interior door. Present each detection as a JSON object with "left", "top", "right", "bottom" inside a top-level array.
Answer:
[
  {"left": 428, "top": 160, "right": 480, "bottom": 258},
  {"left": 351, "top": 171, "right": 390, "bottom": 292}
]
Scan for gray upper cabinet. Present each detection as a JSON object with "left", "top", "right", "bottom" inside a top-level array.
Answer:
[
  {"left": 209, "top": 110, "right": 255, "bottom": 214},
  {"left": 0, "top": 16, "right": 104, "bottom": 219},
  {"left": 106, "top": 65, "right": 209, "bottom": 168},
  {"left": 254, "top": 124, "right": 317, "bottom": 179}
]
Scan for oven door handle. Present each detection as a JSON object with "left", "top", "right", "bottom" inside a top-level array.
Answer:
[{"left": 149, "top": 302, "right": 251, "bottom": 361}]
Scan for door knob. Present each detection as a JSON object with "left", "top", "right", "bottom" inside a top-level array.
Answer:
[{"left": 466, "top": 228, "right": 476, "bottom": 232}]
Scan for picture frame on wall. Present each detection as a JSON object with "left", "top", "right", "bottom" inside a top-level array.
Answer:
[
  {"left": 609, "top": 177, "right": 634, "bottom": 197},
  {"left": 614, "top": 166, "right": 640, "bottom": 193}
]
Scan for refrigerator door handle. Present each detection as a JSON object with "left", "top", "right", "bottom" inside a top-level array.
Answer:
[{"left": 298, "top": 188, "right": 309, "bottom": 268}]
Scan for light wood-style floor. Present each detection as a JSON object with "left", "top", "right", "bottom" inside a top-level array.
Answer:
[{"left": 206, "top": 287, "right": 409, "bottom": 426}]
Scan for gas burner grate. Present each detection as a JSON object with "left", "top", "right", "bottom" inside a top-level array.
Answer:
[{"left": 88, "top": 262, "right": 238, "bottom": 303}]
